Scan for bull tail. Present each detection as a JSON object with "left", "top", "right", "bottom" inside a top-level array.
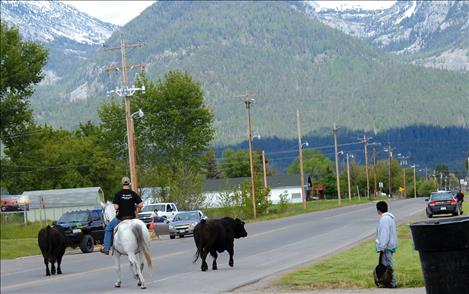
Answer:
[
  {"left": 193, "top": 219, "right": 206, "bottom": 263},
  {"left": 132, "top": 223, "right": 152, "bottom": 270},
  {"left": 46, "top": 225, "right": 52, "bottom": 258},
  {"left": 193, "top": 249, "right": 200, "bottom": 263}
]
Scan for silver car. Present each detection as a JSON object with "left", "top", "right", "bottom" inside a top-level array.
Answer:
[{"left": 169, "top": 210, "right": 206, "bottom": 239}]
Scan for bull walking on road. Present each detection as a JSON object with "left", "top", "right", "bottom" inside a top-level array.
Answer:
[
  {"left": 193, "top": 217, "right": 247, "bottom": 271},
  {"left": 37, "top": 225, "right": 67, "bottom": 276}
]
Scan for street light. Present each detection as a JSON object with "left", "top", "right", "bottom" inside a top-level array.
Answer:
[{"left": 131, "top": 108, "right": 144, "bottom": 119}]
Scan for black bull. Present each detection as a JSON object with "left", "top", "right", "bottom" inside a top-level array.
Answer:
[
  {"left": 193, "top": 217, "right": 247, "bottom": 271},
  {"left": 37, "top": 225, "right": 67, "bottom": 276}
]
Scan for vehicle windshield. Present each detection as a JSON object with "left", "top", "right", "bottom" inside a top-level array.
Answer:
[
  {"left": 58, "top": 211, "right": 89, "bottom": 223},
  {"left": 141, "top": 204, "right": 165, "bottom": 212},
  {"left": 173, "top": 212, "right": 199, "bottom": 221},
  {"left": 430, "top": 193, "right": 453, "bottom": 201}
]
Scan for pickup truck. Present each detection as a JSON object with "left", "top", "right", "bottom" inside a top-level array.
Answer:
[
  {"left": 138, "top": 202, "right": 178, "bottom": 222},
  {"left": 53, "top": 209, "right": 105, "bottom": 253}
]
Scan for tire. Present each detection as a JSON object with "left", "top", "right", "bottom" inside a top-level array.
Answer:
[
  {"left": 179, "top": 235, "right": 184, "bottom": 238},
  {"left": 1, "top": 206, "right": 6, "bottom": 212},
  {"left": 79, "top": 234, "right": 94, "bottom": 253},
  {"left": 426, "top": 211, "right": 432, "bottom": 218},
  {"left": 170, "top": 235, "right": 175, "bottom": 239}
]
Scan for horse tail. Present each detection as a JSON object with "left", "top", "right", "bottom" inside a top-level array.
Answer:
[{"left": 132, "top": 223, "right": 152, "bottom": 270}]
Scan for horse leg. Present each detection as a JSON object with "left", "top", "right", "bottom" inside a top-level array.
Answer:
[
  {"left": 129, "top": 252, "right": 146, "bottom": 289},
  {"left": 210, "top": 250, "right": 218, "bottom": 270},
  {"left": 113, "top": 253, "right": 122, "bottom": 288},
  {"left": 43, "top": 257, "right": 50, "bottom": 276}
]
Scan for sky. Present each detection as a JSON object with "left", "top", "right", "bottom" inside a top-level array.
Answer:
[{"left": 65, "top": 1, "right": 397, "bottom": 26}]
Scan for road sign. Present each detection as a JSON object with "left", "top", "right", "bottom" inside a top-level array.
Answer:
[{"left": 379, "top": 182, "right": 383, "bottom": 188}]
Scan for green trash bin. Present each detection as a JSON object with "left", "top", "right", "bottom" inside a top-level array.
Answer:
[{"left": 409, "top": 216, "right": 469, "bottom": 294}]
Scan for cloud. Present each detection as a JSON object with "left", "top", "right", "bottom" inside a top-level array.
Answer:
[{"left": 64, "top": 1, "right": 156, "bottom": 25}]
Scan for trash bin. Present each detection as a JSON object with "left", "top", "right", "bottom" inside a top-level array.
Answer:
[{"left": 409, "top": 216, "right": 469, "bottom": 294}]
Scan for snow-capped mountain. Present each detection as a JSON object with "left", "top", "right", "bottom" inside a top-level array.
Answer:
[
  {"left": 1, "top": 1, "right": 117, "bottom": 45},
  {"left": 295, "top": 1, "right": 469, "bottom": 71},
  {"left": 1, "top": 1, "right": 118, "bottom": 86}
]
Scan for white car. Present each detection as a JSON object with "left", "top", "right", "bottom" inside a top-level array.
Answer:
[{"left": 139, "top": 202, "right": 178, "bottom": 221}]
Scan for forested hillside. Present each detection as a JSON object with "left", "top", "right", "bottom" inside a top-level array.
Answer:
[{"left": 30, "top": 1, "right": 469, "bottom": 145}]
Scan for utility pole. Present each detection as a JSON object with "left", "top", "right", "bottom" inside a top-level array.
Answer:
[
  {"left": 262, "top": 150, "right": 268, "bottom": 188},
  {"left": 371, "top": 143, "right": 379, "bottom": 199},
  {"left": 360, "top": 135, "right": 370, "bottom": 200},
  {"left": 105, "top": 33, "right": 145, "bottom": 193},
  {"left": 333, "top": 123, "right": 341, "bottom": 205},
  {"left": 397, "top": 155, "right": 409, "bottom": 198},
  {"left": 297, "top": 110, "right": 306, "bottom": 209},
  {"left": 244, "top": 94, "right": 257, "bottom": 220},
  {"left": 346, "top": 153, "right": 352, "bottom": 201},
  {"left": 384, "top": 144, "right": 395, "bottom": 198},
  {"left": 412, "top": 164, "right": 417, "bottom": 198}
]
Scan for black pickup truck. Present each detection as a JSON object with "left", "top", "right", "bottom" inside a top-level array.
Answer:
[{"left": 54, "top": 209, "right": 105, "bottom": 253}]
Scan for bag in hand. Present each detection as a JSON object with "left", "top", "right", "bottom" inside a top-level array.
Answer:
[{"left": 373, "top": 251, "right": 394, "bottom": 288}]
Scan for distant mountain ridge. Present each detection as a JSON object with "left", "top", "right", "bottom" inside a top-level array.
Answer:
[
  {"left": 296, "top": 0, "right": 469, "bottom": 71},
  {"left": 2, "top": 1, "right": 469, "bottom": 146}
]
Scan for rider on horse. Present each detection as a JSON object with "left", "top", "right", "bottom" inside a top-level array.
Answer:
[{"left": 101, "top": 176, "right": 143, "bottom": 255}]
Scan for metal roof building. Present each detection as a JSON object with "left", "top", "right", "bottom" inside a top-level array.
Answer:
[{"left": 21, "top": 187, "right": 104, "bottom": 222}]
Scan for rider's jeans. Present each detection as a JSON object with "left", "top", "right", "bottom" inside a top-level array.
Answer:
[{"left": 104, "top": 217, "right": 120, "bottom": 251}]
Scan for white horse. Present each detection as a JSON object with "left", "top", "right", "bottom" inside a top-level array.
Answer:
[{"left": 102, "top": 202, "right": 152, "bottom": 289}]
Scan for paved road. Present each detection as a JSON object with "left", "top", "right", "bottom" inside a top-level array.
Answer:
[{"left": 1, "top": 198, "right": 426, "bottom": 294}]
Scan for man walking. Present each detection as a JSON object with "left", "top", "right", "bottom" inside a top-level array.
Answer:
[
  {"left": 101, "top": 176, "right": 143, "bottom": 255},
  {"left": 375, "top": 201, "right": 398, "bottom": 288}
]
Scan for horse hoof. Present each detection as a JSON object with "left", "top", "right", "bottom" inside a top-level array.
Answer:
[
  {"left": 140, "top": 285, "right": 146, "bottom": 289},
  {"left": 138, "top": 282, "right": 142, "bottom": 286},
  {"left": 114, "top": 282, "right": 121, "bottom": 288}
]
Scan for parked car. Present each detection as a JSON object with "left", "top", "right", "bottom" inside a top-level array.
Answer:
[
  {"left": 138, "top": 202, "right": 178, "bottom": 221},
  {"left": 54, "top": 209, "right": 105, "bottom": 253},
  {"left": 169, "top": 210, "right": 206, "bottom": 239},
  {"left": 425, "top": 192, "right": 461, "bottom": 218}
]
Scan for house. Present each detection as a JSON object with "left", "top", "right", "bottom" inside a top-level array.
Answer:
[{"left": 203, "top": 174, "right": 309, "bottom": 207}]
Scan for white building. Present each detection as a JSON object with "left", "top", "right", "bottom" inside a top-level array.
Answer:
[{"left": 202, "top": 175, "right": 308, "bottom": 208}]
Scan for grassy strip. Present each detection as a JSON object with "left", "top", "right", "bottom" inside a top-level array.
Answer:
[
  {"left": 0, "top": 238, "right": 41, "bottom": 260},
  {"left": 1, "top": 221, "right": 47, "bottom": 239},
  {"left": 275, "top": 200, "right": 469, "bottom": 290},
  {"left": 205, "top": 197, "right": 382, "bottom": 222}
]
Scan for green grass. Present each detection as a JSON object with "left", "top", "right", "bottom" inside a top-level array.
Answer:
[
  {"left": 1, "top": 221, "right": 52, "bottom": 260},
  {"left": 275, "top": 200, "right": 469, "bottom": 290},
  {"left": 1, "top": 238, "right": 41, "bottom": 260},
  {"left": 204, "top": 196, "right": 383, "bottom": 222}
]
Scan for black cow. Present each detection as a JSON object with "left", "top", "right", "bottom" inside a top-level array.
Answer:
[
  {"left": 37, "top": 225, "right": 67, "bottom": 276},
  {"left": 193, "top": 217, "right": 247, "bottom": 271}
]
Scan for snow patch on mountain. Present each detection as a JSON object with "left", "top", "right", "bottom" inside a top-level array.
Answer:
[{"left": 1, "top": 1, "right": 117, "bottom": 45}]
